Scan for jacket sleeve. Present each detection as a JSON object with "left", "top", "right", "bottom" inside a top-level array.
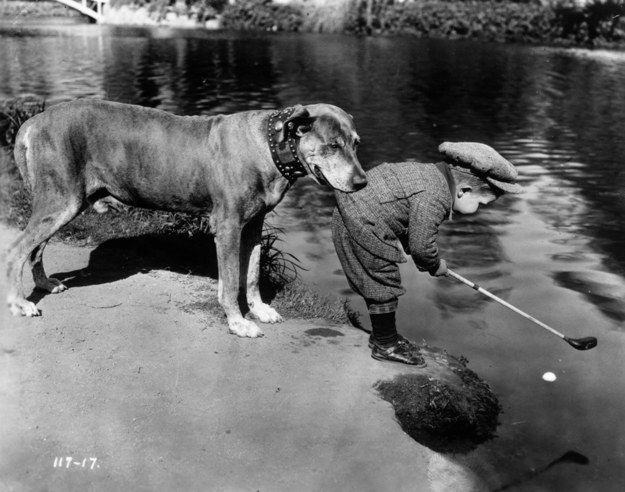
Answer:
[{"left": 407, "top": 189, "right": 450, "bottom": 273}]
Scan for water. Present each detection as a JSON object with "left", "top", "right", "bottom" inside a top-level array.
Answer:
[{"left": 2, "top": 18, "right": 625, "bottom": 490}]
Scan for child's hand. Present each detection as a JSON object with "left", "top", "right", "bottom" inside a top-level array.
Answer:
[{"left": 431, "top": 259, "right": 448, "bottom": 277}]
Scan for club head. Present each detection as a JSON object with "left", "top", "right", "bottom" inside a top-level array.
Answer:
[
  {"left": 558, "top": 451, "right": 589, "bottom": 466},
  {"left": 565, "top": 336, "right": 598, "bottom": 351}
]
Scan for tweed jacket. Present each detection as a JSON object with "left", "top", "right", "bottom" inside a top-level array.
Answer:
[{"left": 333, "top": 161, "right": 453, "bottom": 273}]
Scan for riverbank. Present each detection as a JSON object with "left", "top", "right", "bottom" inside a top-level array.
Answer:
[
  {"left": 0, "top": 220, "right": 507, "bottom": 491},
  {"left": 0, "top": 223, "right": 430, "bottom": 491},
  {"left": 2, "top": 0, "right": 624, "bottom": 48}
]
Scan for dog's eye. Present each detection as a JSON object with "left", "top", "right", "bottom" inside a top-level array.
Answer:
[{"left": 329, "top": 143, "right": 342, "bottom": 149}]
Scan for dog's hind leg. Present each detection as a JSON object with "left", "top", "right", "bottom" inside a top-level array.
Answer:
[
  {"left": 241, "top": 214, "right": 283, "bottom": 324},
  {"left": 30, "top": 239, "right": 67, "bottom": 294},
  {"left": 213, "top": 213, "right": 264, "bottom": 338},
  {"left": 5, "top": 201, "right": 82, "bottom": 317}
]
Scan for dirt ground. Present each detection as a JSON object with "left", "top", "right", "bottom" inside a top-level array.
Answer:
[{"left": 1, "top": 224, "right": 451, "bottom": 491}]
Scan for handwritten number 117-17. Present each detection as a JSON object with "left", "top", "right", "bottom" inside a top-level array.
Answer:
[{"left": 53, "top": 457, "right": 99, "bottom": 469}]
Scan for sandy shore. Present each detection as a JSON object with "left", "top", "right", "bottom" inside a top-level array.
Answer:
[{"left": 0, "top": 224, "right": 453, "bottom": 491}]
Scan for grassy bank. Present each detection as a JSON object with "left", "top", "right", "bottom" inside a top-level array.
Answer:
[{"left": 0, "top": 97, "right": 357, "bottom": 325}]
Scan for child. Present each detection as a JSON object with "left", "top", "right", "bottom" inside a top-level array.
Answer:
[{"left": 332, "top": 142, "right": 523, "bottom": 366}]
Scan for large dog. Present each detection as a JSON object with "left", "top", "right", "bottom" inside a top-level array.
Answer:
[{"left": 5, "top": 99, "right": 367, "bottom": 337}]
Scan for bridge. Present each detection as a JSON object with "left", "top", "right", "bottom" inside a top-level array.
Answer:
[{"left": 55, "top": 0, "right": 109, "bottom": 23}]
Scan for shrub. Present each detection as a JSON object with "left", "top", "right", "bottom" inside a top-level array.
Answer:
[
  {"left": 345, "top": 1, "right": 559, "bottom": 43},
  {"left": 221, "top": 0, "right": 303, "bottom": 31},
  {"left": 343, "top": 0, "right": 623, "bottom": 46},
  {"left": 0, "top": 97, "right": 45, "bottom": 228},
  {"left": 552, "top": 0, "right": 625, "bottom": 45},
  {"left": 0, "top": 96, "right": 45, "bottom": 149},
  {"left": 101, "top": 0, "right": 625, "bottom": 46},
  {"left": 0, "top": 148, "right": 31, "bottom": 228}
]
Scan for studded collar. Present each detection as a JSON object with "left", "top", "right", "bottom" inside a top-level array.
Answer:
[{"left": 267, "top": 107, "right": 308, "bottom": 184}]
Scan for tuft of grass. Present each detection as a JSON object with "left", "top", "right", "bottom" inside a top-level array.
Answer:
[
  {"left": 260, "top": 224, "right": 305, "bottom": 286},
  {"left": 270, "top": 278, "right": 353, "bottom": 324},
  {"left": 343, "top": 299, "right": 364, "bottom": 329}
]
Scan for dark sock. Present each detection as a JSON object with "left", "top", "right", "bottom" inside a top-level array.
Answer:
[{"left": 370, "top": 311, "right": 398, "bottom": 347}]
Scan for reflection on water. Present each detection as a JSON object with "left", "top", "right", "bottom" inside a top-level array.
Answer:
[
  {"left": 553, "top": 270, "right": 625, "bottom": 322},
  {"left": 2, "top": 20, "right": 625, "bottom": 491}
]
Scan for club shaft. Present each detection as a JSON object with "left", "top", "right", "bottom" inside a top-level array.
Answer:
[{"left": 447, "top": 269, "right": 566, "bottom": 340}]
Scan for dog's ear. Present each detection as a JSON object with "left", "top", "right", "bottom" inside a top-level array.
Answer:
[{"left": 283, "top": 105, "right": 315, "bottom": 140}]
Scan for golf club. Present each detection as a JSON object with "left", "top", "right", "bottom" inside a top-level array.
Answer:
[{"left": 447, "top": 269, "right": 598, "bottom": 351}]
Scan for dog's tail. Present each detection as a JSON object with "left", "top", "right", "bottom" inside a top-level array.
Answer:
[
  {"left": 12, "top": 119, "right": 35, "bottom": 192},
  {"left": 3, "top": 97, "right": 46, "bottom": 192}
]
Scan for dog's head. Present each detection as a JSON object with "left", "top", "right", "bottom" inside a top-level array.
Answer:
[{"left": 282, "top": 104, "right": 367, "bottom": 192}]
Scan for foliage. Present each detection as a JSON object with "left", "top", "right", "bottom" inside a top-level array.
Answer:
[
  {"left": 0, "top": 97, "right": 45, "bottom": 227},
  {"left": 221, "top": 0, "right": 303, "bottom": 31},
  {"left": 9, "top": 0, "right": 620, "bottom": 46},
  {"left": 552, "top": 0, "right": 625, "bottom": 45},
  {"left": 217, "top": 0, "right": 624, "bottom": 47},
  {"left": 110, "top": 0, "right": 226, "bottom": 8},
  {"left": 260, "top": 225, "right": 305, "bottom": 286},
  {"left": 299, "top": 1, "right": 354, "bottom": 33},
  {"left": 345, "top": 0, "right": 558, "bottom": 42},
  {"left": 0, "top": 0, "right": 81, "bottom": 17},
  {"left": 194, "top": 0, "right": 228, "bottom": 21},
  {"left": 0, "top": 96, "right": 45, "bottom": 149},
  {"left": 108, "top": 0, "right": 227, "bottom": 22},
  {"left": 351, "top": 0, "right": 624, "bottom": 46},
  {"left": 0, "top": 148, "right": 31, "bottom": 228}
]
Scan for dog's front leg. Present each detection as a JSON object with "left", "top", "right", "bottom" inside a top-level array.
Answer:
[
  {"left": 242, "top": 215, "right": 283, "bottom": 324},
  {"left": 214, "top": 217, "right": 264, "bottom": 338}
]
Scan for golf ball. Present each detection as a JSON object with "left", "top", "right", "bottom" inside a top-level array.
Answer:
[{"left": 542, "top": 372, "right": 557, "bottom": 382}]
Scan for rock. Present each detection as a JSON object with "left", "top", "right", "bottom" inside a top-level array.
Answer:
[{"left": 375, "top": 345, "right": 501, "bottom": 454}]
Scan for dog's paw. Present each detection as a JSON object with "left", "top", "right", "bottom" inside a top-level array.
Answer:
[
  {"left": 35, "top": 278, "right": 67, "bottom": 294},
  {"left": 228, "top": 318, "right": 264, "bottom": 338},
  {"left": 8, "top": 297, "right": 41, "bottom": 317},
  {"left": 249, "top": 302, "right": 283, "bottom": 324}
]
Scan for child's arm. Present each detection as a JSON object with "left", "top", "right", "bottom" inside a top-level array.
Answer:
[{"left": 407, "top": 190, "right": 450, "bottom": 275}]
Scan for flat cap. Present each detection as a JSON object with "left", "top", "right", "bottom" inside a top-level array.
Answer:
[{"left": 438, "top": 142, "right": 523, "bottom": 194}]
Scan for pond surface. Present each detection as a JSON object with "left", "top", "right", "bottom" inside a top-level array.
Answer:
[{"left": 2, "top": 18, "right": 625, "bottom": 491}]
